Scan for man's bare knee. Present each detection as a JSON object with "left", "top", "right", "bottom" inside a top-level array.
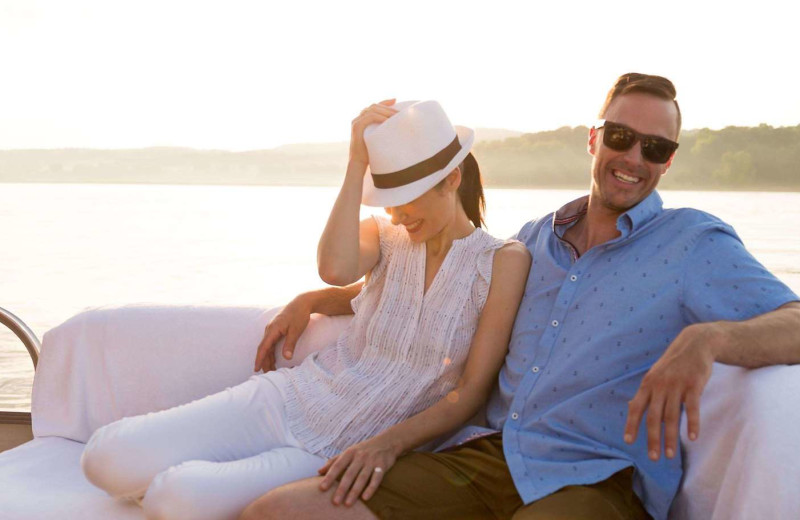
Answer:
[
  {"left": 238, "top": 477, "right": 377, "bottom": 520},
  {"left": 238, "top": 487, "right": 291, "bottom": 520}
]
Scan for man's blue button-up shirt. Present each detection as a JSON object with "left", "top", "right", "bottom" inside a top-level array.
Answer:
[{"left": 480, "top": 191, "right": 798, "bottom": 520}]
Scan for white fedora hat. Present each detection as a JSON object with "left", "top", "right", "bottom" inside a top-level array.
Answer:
[{"left": 361, "top": 100, "right": 475, "bottom": 207}]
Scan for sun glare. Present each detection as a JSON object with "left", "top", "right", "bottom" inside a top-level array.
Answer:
[{"left": 0, "top": 0, "right": 797, "bottom": 150}]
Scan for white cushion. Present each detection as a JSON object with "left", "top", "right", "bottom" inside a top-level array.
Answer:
[{"left": 0, "top": 437, "right": 142, "bottom": 519}]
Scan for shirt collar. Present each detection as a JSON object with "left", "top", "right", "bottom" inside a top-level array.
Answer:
[
  {"left": 552, "top": 195, "right": 589, "bottom": 235},
  {"left": 551, "top": 190, "right": 664, "bottom": 239},
  {"left": 617, "top": 190, "right": 664, "bottom": 237}
]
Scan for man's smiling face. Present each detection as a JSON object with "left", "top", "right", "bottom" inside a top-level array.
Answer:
[{"left": 588, "top": 92, "right": 680, "bottom": 213}]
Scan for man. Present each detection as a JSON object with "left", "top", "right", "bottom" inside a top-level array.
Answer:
[{"left": 242, "top": 73, "right": 800, "bottom": 520}]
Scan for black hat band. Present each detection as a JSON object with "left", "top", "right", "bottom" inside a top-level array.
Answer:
[{"left": 371, "top": 135, "right": 461, "bottom": 190}]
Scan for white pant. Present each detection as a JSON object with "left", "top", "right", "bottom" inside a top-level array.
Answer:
[{"left": 81, "top": 371, "right": 325, "bottom": 520}]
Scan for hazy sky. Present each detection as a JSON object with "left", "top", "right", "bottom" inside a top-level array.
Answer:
[{"left": 1, "top": 0, "right": 798, "bottom": 150}]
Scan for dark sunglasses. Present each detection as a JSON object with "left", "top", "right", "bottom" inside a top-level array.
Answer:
[{"left": 595, "top": 120, "right": 679, "bottom": 164}]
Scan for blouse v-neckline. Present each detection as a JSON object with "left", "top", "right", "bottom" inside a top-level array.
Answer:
[{"left": 421, "top": 228, "right": 482, "bottom": 298}]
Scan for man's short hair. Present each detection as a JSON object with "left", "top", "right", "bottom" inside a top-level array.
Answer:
[{"left": 599, "top": 73, "right": 682, "bottom": 136}]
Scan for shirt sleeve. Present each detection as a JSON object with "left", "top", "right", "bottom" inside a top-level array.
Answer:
[
  {"left": 511, "top": 218, "right": 540, "bottom": 241},
  {"left": 681, "top": 227, "right": 799, "bottom": 324}
]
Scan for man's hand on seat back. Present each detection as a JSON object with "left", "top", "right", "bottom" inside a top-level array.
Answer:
[
  {"left": 623, "top": 322, "right": 719, "bottom": 461},
  {"left": 254, "top": 295, "right": 313, "bottom": 372},
  {"left": 253, "top": 283, "right": 364, "bottom": 373}
]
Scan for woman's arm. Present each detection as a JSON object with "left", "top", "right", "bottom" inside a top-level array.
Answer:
[
  {"left": 317, "top": 101, "right": 396, "bottom": 286},
  {"left": 319, "top": 241, "right": 532, "bottom": 506}
]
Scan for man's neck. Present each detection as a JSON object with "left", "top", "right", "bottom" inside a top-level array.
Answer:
[{"left": 564, "top": 198, "right": 623, "bottom": 256}]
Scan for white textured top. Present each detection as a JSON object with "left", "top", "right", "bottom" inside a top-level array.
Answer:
[{"left": 280, "top": 216, "right": 510, "bottom": 457}]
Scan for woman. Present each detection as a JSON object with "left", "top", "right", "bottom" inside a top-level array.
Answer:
[{"left": 81, "top": 99, "right": 531, "bottom": 520}]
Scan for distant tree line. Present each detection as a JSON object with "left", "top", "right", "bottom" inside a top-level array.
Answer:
[
  {"left": 475, "top": 124, "right": 800, "bottom": 190},
  {"left": 0, "top": 147, "right": 347, "bottom": 186},
  {"left": 1, "top": 125, "right": 798, "bottom": 190}
]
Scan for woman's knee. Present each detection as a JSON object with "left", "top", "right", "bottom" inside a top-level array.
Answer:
[{"left": 81, "top": 418, "right": 147, "bottom": 498}]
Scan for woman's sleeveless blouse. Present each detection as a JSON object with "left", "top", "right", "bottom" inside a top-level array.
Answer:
[{"left": 280, "top": 216, "right": 510, "bottom": 457}]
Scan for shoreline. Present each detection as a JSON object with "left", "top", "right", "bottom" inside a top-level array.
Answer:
[{"left": 0, "top": 180, "right": 798, "bottom": 193}]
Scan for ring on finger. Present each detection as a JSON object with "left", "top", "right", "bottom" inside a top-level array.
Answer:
[{"left": 373, "top": 467, "right": 383, "bottom": 473}]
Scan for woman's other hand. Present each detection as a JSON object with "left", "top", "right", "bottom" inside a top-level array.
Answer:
[
  {"left": 317, "top": 434, "right": 401, "bottom": 506},
  {"left": 349, "top": 99, "right": 397, "bottom": 170}
]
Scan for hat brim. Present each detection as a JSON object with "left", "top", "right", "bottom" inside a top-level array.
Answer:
[{"left": 361, "top": 125, "right": 475, "bottom": 207}]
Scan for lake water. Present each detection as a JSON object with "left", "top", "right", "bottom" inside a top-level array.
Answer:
[{"left": 1, "top": 184, "right": 798, "bottom": 411}]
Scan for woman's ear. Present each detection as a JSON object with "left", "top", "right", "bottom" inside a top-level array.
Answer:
[{"left": 445, "top": 166, "right": 462, "bottom": 192}]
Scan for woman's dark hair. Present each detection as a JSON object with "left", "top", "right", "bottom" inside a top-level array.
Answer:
[
  {"left": 457, "top": 152, "right": 486, "bottom": 229},
  {"left": 435, "top": 151, "right": 486, "bottom": 228}
]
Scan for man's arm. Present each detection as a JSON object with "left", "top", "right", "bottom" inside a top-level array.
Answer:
[
  {"left": 304, "top": 283, "right": 365, "bottom": 316},
  {"left": 254, "top": 282, "right": 363, "bottom": 372},
  {"left": 624, "top": 301, "right": 800, "bottom": 462},
  {"left": 624, "top": 224, "right": 800, "bottom": 462},
  {"left": 710, "top": 301, "right": 800, "bottom": 367}
]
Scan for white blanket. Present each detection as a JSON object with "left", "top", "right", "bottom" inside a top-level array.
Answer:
[
  {"left": 31, "top": 304, "right": 349, "bottom": 442},
  {"left": 671, "top": 363, "right": 800, "bottom": 519}
]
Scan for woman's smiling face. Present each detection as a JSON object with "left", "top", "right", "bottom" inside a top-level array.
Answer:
[{"left": 384, "top": 169, "right": 460, "bottom": 242}]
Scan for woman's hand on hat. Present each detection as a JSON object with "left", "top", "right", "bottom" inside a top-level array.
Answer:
[
  {"left": 349, "top": 99, "right": 397, "bottom": 171},
  {"left": 317, "top": 434, "right": 400, "bottom": 506}
]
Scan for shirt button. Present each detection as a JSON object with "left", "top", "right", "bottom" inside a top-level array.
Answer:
[
  {"left": 551, "top": 320, "right": 559, "bottom": 327},
  {"left": 570, "top": 275, "right": 578, "bottom": 282},
  {"left": 511, "top": 413, "right": 519, "bottom": 420},
  {"left": 532, "top": 366, "right": 540, "bottom": 373}
]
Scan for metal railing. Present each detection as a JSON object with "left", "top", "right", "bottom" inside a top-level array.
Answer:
[{"left": 0, "top": 307, "right": 40, "bottom": 370}]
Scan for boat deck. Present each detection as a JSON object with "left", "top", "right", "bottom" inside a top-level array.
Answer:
[{"left": 0, "top": 411, "right": 33, "bottom": 452}]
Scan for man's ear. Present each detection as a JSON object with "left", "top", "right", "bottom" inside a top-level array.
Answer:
[
  {"left": 587, "top": 127, "right": 598, "bottom": 156},
  {"left": 661, "top": 152, "right": 677, "bottom": 175}
]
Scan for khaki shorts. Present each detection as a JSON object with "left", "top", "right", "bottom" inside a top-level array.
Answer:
[{"left": 364, "top": 433, "right": 651, "bottom": 520}]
